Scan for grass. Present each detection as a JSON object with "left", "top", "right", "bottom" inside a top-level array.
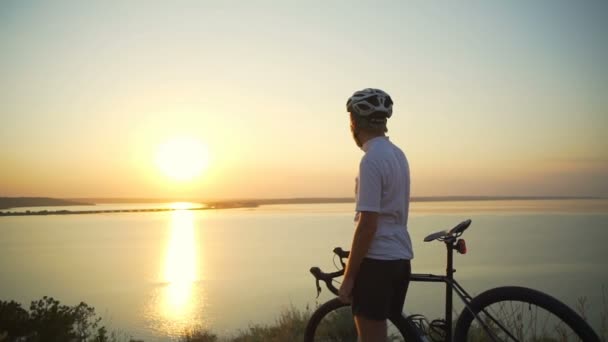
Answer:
[
  {"left": 2, "top": 289, "right": 606, "bottom": 342},
  {"left": 174, "top": 306, "right": 310, "bottom": 342},
  {"left": 176, "top": 287, "right": 608, "bottom": 342},
  {"left": 75, "top": 298, "right": 608, "bottom": 342}
]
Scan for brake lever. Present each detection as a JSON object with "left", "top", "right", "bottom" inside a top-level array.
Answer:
[{"left": 315, "top": 278, "right": 322, "bottom": 298}]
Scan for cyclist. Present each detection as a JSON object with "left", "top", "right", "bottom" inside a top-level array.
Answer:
[{"left": 339, "top": 88, "right": 413, "bottom": 342}]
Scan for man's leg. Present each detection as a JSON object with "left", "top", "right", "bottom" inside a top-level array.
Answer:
[{"left": 354, "top": 315, "right": 387, "bottom": 342}]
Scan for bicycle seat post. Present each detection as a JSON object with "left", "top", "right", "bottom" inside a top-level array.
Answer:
[{"left": 445, "top": 238, "right": 456, "bottom": 342}]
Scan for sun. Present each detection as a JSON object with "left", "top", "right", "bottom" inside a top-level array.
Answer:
[{"left": 155, "top": 137, "right": 209, "bottom": 181}]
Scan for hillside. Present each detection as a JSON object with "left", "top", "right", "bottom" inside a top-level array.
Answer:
[{"left": 0, "top": 197, "right": 92, "bottom": 210}]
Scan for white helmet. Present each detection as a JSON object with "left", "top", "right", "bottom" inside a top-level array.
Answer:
[{"left": 346, "top": 88, "right": 393, "bottom": 118}]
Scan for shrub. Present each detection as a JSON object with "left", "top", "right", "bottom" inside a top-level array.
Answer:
[
  {"left": 0, "top": 296, "right": 106, "bottom": 342},
  {"left": 0, "top": 300, "right": 30, "bottom": 339}
]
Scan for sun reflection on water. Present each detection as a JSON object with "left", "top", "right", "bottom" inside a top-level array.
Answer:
[
  {"left": 164, "top": 209, "right": 198, "bottom": 284},
  {"left": 152, "top": 204, "right": 205, "bottom": 336}
]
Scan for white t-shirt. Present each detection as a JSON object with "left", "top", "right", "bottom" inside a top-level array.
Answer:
[{"left": 355, "top": 136, "right": 413, "bottom": 260}]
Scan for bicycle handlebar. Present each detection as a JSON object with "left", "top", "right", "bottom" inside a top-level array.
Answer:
[
  {"left": 332, "top": 247, "right": 350, "bottom": 259},
  {"left": 309, "top": 247, "right": 349, "bottom": 297},
  {"left": 309, "top": 266, "right": 343, "bottom": 296}
]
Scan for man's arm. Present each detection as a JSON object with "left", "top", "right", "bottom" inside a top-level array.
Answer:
[{"left": 339, "top": 211, "right": 378, "bottom": 303}]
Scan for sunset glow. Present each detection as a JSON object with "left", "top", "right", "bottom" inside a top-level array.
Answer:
[
  {"left": 155, "top": 138, "right": 209, "bottom": 182},
  {"left": 1, "top": 1, "right": 606, "bottom": 198}
]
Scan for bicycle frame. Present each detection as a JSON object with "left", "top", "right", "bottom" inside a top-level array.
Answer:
[
  {"left": 310, "top": 242, "right": 481, "bottom": 341},
  {"left": 408, "top": 239, "right": 476, "bottom": 342},
  {"left": 309, "top": 219, "right": 596, "bottom": 342},
  {"left": 409, "top": 235, "right": 513, "bottom": 342},
  {"left": 310, "top": 240, "right": 480, "bottom": 341}
]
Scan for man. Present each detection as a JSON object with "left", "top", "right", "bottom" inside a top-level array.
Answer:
[{"left": 339, "top": 88, "right": 413, "bottom": 342}]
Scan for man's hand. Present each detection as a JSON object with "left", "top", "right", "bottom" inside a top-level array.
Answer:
[
  {"left": 340, "top": 211, "right": 378, "bottom": 304},
  {"left": 339, "top": 276, "right": 355, "bottom": 303}
]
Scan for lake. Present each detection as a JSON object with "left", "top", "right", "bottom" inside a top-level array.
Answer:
[{"left": 1, "top": 199, "right": 607, "bottom": 340}]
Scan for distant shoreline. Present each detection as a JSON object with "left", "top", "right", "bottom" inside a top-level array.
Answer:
[
  {"left": 71, "top": 195, "right": 603, "bottom": 204},
  {"left": 0, "top": 195, "right": 604, "bottom": 217},
  {"left": 0, "top": 202, "right": 258, "bottom": 217},
  {"left": 0, "top": 197, "right": 93, "bottom": 210}
]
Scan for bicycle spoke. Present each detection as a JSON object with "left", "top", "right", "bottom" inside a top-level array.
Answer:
[{"left": 468, "top": 299, "right": 585, "bottom": 342}]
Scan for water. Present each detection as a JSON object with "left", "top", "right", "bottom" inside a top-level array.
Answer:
[{"left": 1, "top": 200, "right": 607, "bottom": 340}]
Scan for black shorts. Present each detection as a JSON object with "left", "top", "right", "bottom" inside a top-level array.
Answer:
[{"left": 351, "top": 258, "right": 411, "bottom": 321}]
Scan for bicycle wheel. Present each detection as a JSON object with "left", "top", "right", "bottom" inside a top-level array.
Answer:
[
  {"left": 304, "top": 297, "right": 418, "bottom": 342},
  {"left": 453, "top": 286, "right": 600, "bottom": 342}
]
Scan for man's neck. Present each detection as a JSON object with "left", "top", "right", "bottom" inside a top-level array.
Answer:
[{"left": 358, "top": 132, "right": 385, "bottom": 146}]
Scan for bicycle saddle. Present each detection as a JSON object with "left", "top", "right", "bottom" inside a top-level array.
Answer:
[
  {"left": 424, "top": 219, "right": 472, "bottom": 242},
  {"left": 424, "top": 230, "right": 449, "bottom": 242}
]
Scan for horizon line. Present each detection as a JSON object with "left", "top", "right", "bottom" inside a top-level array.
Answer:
[
  {"left": 1, "top": 195, "right": 605, "bottom": 212},
  {"left": 6, "top": 195, "right": 604, "bottom": 204}
]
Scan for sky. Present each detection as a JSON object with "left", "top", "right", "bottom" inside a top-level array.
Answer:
[{"left": 1, "top": 0, "right": 607, "bottom": 199}]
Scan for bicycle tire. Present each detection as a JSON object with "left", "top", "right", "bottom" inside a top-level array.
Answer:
[
  {"left": 453, "top": 286, "right": 600, "bottom": 342},
  {"left": 304, "top": 297, "right": 420, "bottom": 342}
]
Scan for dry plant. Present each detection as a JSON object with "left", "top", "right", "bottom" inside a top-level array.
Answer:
[{"left": 576, "top": 296, "right": 589, "bottom": 321}]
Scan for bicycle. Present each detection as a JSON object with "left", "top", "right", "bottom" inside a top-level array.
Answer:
[{"left": 305, "top": 219, "right": 600, "bottom": 341}]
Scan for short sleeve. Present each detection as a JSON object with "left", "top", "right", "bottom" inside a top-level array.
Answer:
[{"left": 356, "top": 158, "right": 382, "bottom": 213}]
